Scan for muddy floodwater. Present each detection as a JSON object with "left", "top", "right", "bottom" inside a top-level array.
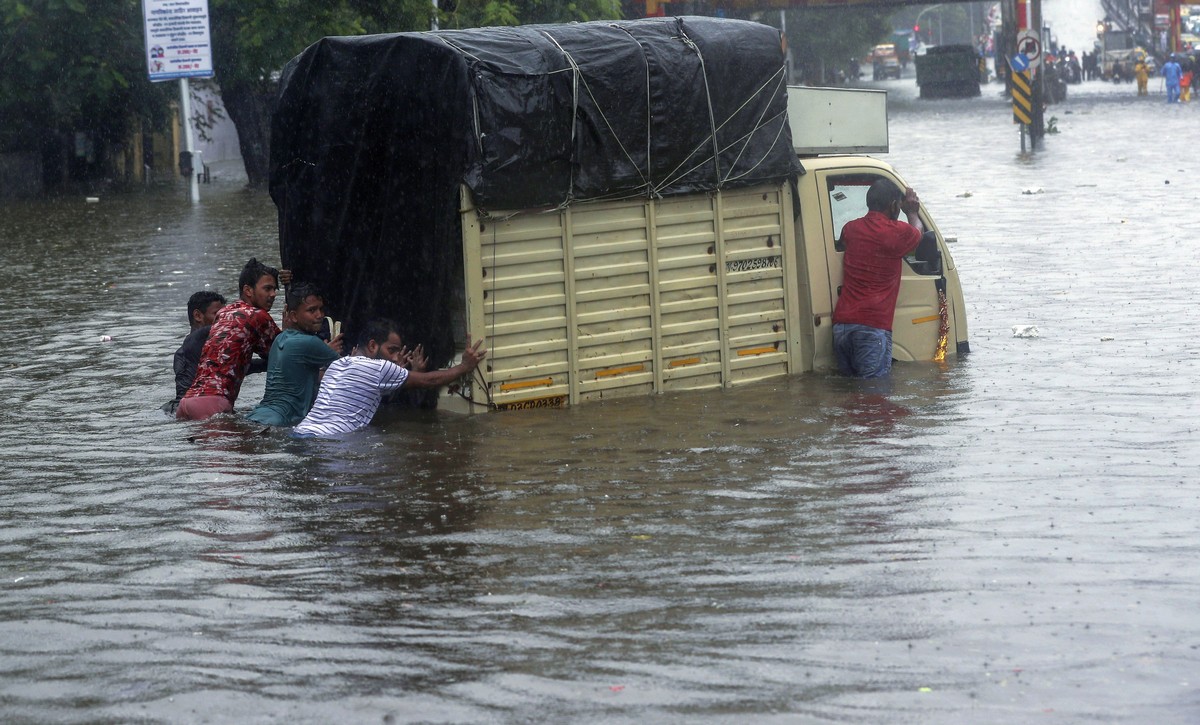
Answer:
[{"left": 1, "top": 79, "right": 1198, "bottom": 723}]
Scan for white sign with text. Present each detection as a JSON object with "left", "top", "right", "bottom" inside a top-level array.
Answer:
[{"left": 143, "top": 0, "right": 214, "bottom": 82}]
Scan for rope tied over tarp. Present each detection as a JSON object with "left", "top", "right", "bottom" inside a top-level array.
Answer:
[{"left": 445, "top": 17, "right": 796, "bottom": 210}]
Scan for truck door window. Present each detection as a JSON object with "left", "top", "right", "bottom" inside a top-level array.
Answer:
[
  {"left": 826, "top": 174, "right": 878, "bottom": 251},
  {"left": 826, "top": 173, "right": 939, "bottom": 276}
]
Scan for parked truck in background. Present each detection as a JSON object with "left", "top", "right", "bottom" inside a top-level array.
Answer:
[
  {"left": 915, "top": 45, "right": 983, "bottom": 98},
  {"left": 869, "top": 43, "right": 903, "bottom": 79},
  {"left": 271, "top": 17, "right": 969, "bottom": 414}
]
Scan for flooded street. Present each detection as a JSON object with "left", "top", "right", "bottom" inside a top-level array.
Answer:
[{"left": 2, "top": 78, "right": 1199, "bottom": 723}]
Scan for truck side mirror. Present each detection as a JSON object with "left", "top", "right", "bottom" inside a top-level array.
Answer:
[{"left": 911, "top": 230, "right": 942, "bottom": 275}]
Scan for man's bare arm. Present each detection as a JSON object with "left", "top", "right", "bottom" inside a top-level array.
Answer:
[
  {"left": 901, "top": 186, "right": 925, "bottom": 234},
  {"left": 404, "top": 336, "right": 487, "bottom": 389}
]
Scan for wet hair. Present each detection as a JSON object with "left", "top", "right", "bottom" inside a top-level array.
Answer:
[
  {"left": 359, "top": 318, "right": 400, "bottom": 349},
  {"left": 186, "top": 290, "right": 225, "bottom": 325},
  {"left": 285, "top": 281, "right": 323, "bottom": 311},
  {"left": 865, "top": 179, "right": 904, "bottom": 212},
  {"left": 238, "top": 257, "right": 279, "bottom": 294}
]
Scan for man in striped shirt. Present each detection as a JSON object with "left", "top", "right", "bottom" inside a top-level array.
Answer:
[{"left": 293, "top": 319, "right": 486, "bottom": 437}]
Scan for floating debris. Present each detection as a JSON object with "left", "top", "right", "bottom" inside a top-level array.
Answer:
[{"left": 1011, "top": 325, "right": 1040, "bottom": 338}]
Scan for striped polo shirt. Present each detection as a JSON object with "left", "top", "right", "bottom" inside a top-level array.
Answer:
[{"left": 293, "top": 356, "right": 409, "bottom": 437}]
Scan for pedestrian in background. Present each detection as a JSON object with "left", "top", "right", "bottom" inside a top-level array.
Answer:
[{"left": 1162, "top": 54, "right": 1183, "bottom": 103}]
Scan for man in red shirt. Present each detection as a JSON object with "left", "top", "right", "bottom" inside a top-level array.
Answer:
[
  {"left": 177, "top": 258, "right": 283, "bottom": 420},
  {"left": 832, "top": 180, "right": 924, "bottom": 378}
]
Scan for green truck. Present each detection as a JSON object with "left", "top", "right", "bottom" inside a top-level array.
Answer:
[{"left": 915, "top": 45, "right": 982, "bottom": 99}]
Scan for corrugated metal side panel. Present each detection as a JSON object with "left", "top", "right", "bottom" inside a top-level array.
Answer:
[
  {"left": 478, "top": 213, "right": 571, "bottom": 406},
  {"left": 571, "top": 201, "right": 656, "bottom": 402},
  {"left": 655, "top": 194, "right": 724, "bottom": 392},
  {"left": 470, "top": 183, "right": 793, "bottom": 409},
  {"left": 720, "top": 186, "right": 791, "bottom": 386}
]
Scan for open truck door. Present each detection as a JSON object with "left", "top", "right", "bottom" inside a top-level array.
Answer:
[
  {"left": 813, "top": 166, "right": 965, "bottom": 364},
  {"left": 786, "top": 86, "right": 969, "bottom": 368}
]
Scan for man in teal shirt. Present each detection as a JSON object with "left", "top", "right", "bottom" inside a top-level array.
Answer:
[{"left": 247, "top": 283, "right": 344, "bottom": 426}]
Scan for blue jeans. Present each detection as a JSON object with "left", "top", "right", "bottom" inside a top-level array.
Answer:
[
  {"left": 1167, "top": 82, "right": 1181, "bottom": 103},
  {"left": 833, "top": 323, "right": 893, "bottom": 378}
]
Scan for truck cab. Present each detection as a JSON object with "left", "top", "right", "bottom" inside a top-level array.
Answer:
[
  {"left": 786, "top": 86, "right": 967, "bottom": 369},
  {"left": 797, "top": 155, "right": 967, "bottom": 367}
]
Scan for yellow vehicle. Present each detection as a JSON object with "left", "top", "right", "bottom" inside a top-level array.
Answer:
[
  {"left": 443, "top": 87, "right": 968, "bottom": 412},
  {"left": 870, "top": 43, "right": 903, "bottom": 79},
  {"left": 271, "top": 19, "right": 968, "bottom": 414}
]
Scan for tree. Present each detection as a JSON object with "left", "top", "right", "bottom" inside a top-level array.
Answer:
[
  {"left": 775, "top": 6, "right": 893, "bottom": 85},
  {"left": 0, "top": 0, "right": 172, "bottom": 186},
  {"left": 439, "top": 0, "right": 620, "bottom": 29},
  {"left": 206, "top": 1, "right": 413, "bottom": 189}
]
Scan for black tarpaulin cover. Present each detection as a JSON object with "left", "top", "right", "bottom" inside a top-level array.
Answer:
[{"left": 270, "top": 16, "right": 800, "bottom": 392}]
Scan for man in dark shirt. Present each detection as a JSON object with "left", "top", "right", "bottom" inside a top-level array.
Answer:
[
  {"left": 832, "top": 179, "right": 924, "bottom": 378},
  {"left": 163, "top": 290, "right": 225, "bottom": 415}
]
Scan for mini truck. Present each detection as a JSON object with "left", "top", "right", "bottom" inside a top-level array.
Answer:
[{"left": 270, "top": 16, "right": 969, "bottom": 414}]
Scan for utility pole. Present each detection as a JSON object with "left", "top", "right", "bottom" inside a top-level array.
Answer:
[
  {"left": 179, "top": 78, "right": 200, "bottom": 203},
  {"left": 1030, "top": 0, "right": 1044, "bottom": 150}
]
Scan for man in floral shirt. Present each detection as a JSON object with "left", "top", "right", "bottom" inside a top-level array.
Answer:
[{"left": 176, "top": 259, "right": 283, "bottom": 421}]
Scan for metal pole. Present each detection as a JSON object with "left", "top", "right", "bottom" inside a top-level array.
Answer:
[
  {"left": 1030, "top": 0, "right": 1044, "bottom": 149},
  {"left": 179, "top": 77, "right": 199, "bottom": 203},
  {"left": 1001, "top": 0, "right": 1015, "bottom": 94},
  {"left": 780, "top": 10, "right": 790, "bottom": 82}
]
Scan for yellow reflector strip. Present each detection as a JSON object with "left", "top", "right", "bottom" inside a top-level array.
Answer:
[
  {"left": 669, "top": 357, "right": 701, "bottom": 368},
  {"left": 499, "top": 377, "right": 553, "bottom": 392},
  {"left": 911, "top": 315, "right": 940, "bottom": 325},
  {"left": 595, "top": 364, "right": 645, "bottom": 379},
  {"left": 737, "top": 346, "right": 777, "bottom": 357}
]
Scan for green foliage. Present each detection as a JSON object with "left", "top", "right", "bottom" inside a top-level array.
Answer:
[
  {"left": 209, "top": 0, "right": 367, "bottom": 94},
  {"left": 0, "top": 0, "right": 171, "bottom": 151},
  {"left": 440, "top": 0, "right": 620, "bottom": 30},
  {"left": 0, "top": 0, "right": 622, "bottom": 184},
  {"left": 768, "top": 6, "right": 893, "bottom": 84}
]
